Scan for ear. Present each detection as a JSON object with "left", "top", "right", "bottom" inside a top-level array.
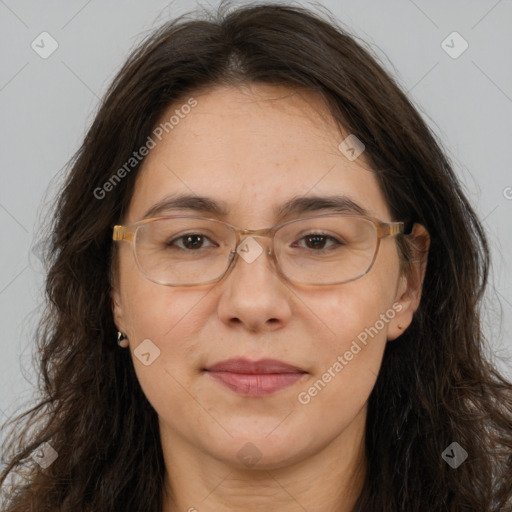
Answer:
[
  {"left": 111, "top": 280, "right": 127, "bottom": 337},
  {"left": 387, "top": 223, "right": 430, "bottom": 341}
]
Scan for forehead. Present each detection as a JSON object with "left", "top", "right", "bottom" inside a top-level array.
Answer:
[{"left": 126, "top": 84, "right": 391, "bottom": 226}]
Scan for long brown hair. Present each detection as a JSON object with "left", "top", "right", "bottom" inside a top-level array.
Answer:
[{"left": 1, "top": 2, "right": 511, "bottom": 510}]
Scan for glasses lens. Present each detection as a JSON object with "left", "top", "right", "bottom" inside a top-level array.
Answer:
[
  {"left": 275, "top": 216, "right": 378, "bottom": 284},
  {"left": 134, "top": 217, "right": 235, "bottom": 285}
]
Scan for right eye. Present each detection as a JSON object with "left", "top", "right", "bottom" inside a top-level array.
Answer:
[{"left": 166, "top": 233, "right": 218, "bottom": 250}]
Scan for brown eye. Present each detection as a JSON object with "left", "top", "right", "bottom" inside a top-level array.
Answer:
[
  {"left": 293, "top": 234, "right": 342, "bottom": 251},
  {"left": 167, "top": 234, "right": 216, "bottom": 250}
]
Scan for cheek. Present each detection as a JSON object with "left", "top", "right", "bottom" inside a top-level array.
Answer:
[
  {"left": 122, "top": 283, "right": 212, "bottom": 422},
  {"left": 294, "top": 257, "right": 400, "bottom": 412},
  {"left": 118, "top": 242, "right": 210, "bottom": 342},
  {"left": 117, "top": 250, "right": 213, "bottom": 396},
  {"left": 302, "top": 264, "right": 398, "bottom": 358}
]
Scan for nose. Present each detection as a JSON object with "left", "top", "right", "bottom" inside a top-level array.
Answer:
[{"left": 215, "top": 235, "right": 293, "bottom": 332}]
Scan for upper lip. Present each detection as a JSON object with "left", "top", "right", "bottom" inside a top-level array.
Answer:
[{"left": 205, "top": 358, "right": 307, "bottom": 374}]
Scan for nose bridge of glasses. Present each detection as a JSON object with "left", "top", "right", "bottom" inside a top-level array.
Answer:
[{"left": 235, "top": 227, "right": 274, "bottom": 253}]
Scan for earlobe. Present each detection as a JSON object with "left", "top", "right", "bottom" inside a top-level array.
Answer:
[
  {"left": 387, "top": 306, "right": 413, "bottom": 341},
  {"left": 387, "top": 294, "right": 413, "bottom": 341},
  {"left": 117, "top": 331, "right": 129, "bottom": 348}
]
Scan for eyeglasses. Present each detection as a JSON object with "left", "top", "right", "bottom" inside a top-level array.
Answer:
[{"left": 112, "top": 214, "right": 413, "bottom": 286}]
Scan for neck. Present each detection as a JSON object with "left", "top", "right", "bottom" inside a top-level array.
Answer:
[{"left": 161, "top": 407, "right": 367, "bottom": 512}]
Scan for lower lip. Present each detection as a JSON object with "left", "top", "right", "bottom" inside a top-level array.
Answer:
[{"left": 206, "top": 371, "right": 306, "bottom": 396}]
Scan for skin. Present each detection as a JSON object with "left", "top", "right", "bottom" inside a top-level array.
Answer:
[{"left": 112, "top": 83, "right": 430, "bottom": 512}]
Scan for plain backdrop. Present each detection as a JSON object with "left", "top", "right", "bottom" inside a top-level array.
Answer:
[{"left": 1, "top": 0, "right": 511, "bottom": 451}]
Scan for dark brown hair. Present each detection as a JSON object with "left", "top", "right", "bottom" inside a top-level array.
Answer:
[{"left": 1, "top": 2, "right": 511, "bottom": 510}]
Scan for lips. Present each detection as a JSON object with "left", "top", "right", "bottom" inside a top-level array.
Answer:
[
  {"left": 205, "top": 358, "right": 306, "bottom": 374},
  {"left": 204, "top": 358, "right": 307, "bottom": 396}
]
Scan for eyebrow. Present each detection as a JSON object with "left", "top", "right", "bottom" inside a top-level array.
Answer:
[{"left": 141, "top": 193, "right": 371, "bottom": 221}]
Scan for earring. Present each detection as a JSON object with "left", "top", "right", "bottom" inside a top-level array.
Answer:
[{"left": 117, "top": 331, "right": 129, "bottom": 348}]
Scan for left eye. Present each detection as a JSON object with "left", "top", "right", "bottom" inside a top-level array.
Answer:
[{"left": 293, "top": 234, "right": 342, "bottom": 251}]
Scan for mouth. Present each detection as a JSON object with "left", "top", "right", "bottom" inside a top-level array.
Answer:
[{"left": 203, "top": 358, "right": 308, "bottom": 397}]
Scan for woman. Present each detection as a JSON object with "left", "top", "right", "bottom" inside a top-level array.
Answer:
[{"left": 1, "top": 2, "right": 511, "bottom": 511}]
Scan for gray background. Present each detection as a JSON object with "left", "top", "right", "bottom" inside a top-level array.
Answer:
[{"left": 1, "top": 0, "right": 511, "bottom": 435}]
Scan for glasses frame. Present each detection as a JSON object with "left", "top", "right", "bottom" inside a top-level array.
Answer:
[{"left": 112, "top": 213, "right": 414, "bottom": 286}]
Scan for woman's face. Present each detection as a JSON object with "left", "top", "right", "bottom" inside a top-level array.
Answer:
[{"left": 112, "top": 84, "right": 425, "bottom": 471}]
